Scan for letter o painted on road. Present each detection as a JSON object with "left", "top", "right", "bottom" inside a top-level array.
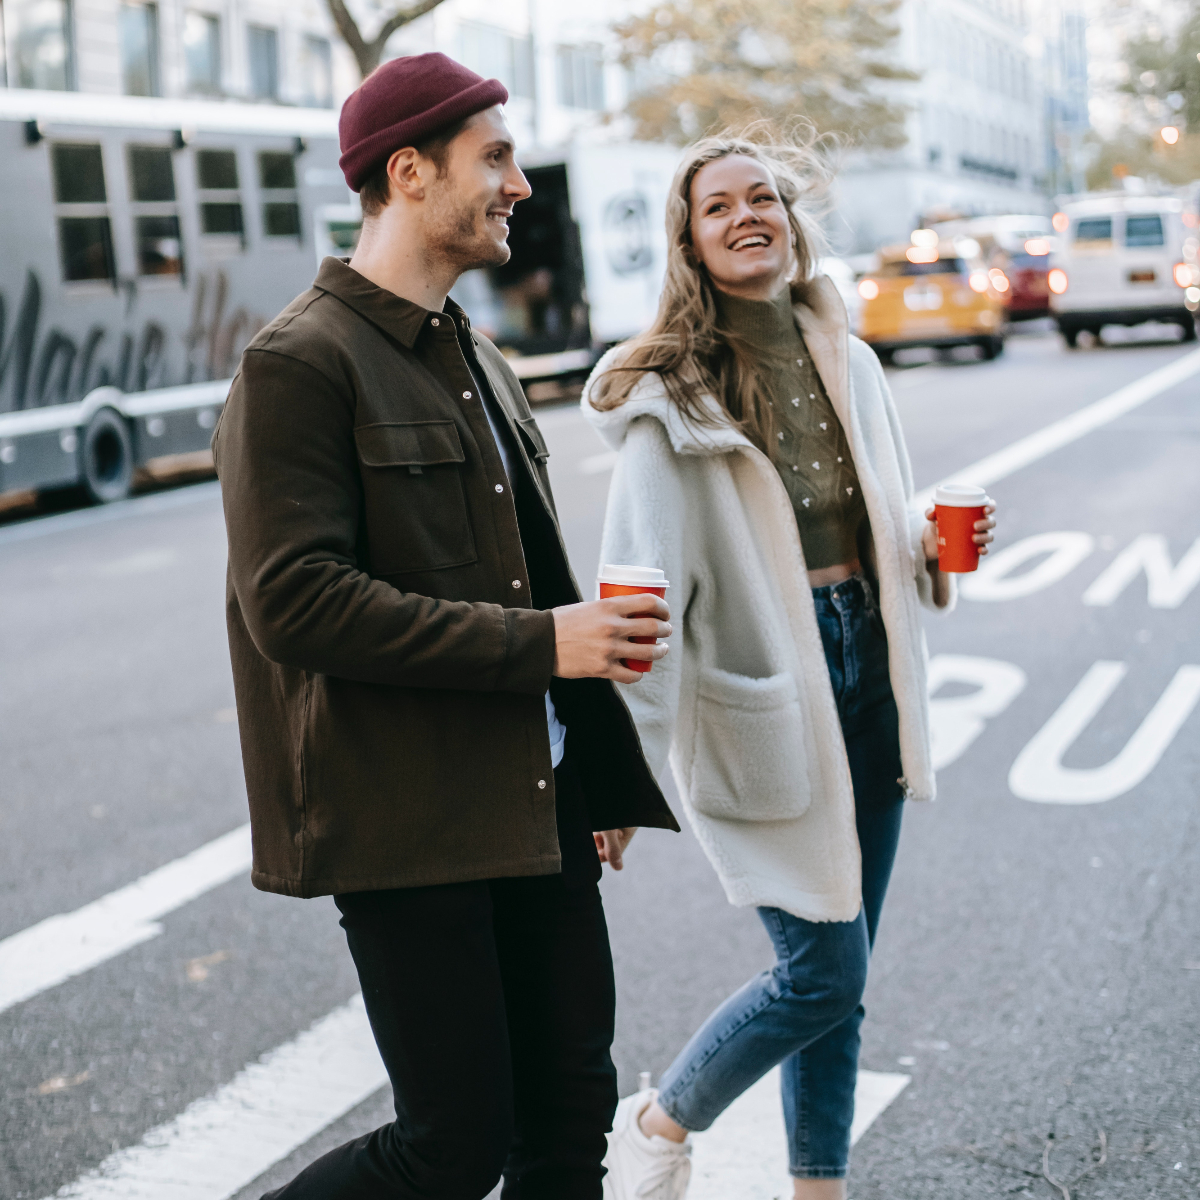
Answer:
[{"left": 960, "top": 531, "right": 1095, "bottom": 602}]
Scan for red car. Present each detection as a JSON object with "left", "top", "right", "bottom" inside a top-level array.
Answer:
[{"left": 991, "top": 236, "right": 1053, "bottom": 320}]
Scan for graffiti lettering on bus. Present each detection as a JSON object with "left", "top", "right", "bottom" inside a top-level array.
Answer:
[{"left": 0, "top": 269, "right": 266, "bottom": 413}]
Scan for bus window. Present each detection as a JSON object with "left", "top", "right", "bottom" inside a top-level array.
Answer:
[
  {"left": 196, "top": 149, "right": 245, "bottom": 246},
  {"left": 1125, "top": 215, "right": 1164, "bottom": 247},
  {"left": 129, "top": 146, "right": 183, "bottom": 277},
  {"left": 259, "top": 150, "right": 300, "bottom": 238},
  {"left": 52, "top": 144, "right": 116, "bottom": 282}
]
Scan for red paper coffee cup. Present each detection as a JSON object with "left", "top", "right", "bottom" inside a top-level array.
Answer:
[
  {"left": 597, "top": 564, "right": 669, "bottom": 673},
  {"left": 934, "top": 484, "right": 991, "bottom": 573}
]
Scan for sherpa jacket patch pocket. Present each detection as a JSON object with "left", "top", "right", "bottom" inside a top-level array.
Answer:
[{"left": 690, "top": 667, "right": 812, "bottom": 822}]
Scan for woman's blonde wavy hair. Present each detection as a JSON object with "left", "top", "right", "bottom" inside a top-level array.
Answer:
[{"left": 590, "top": 122, "right": 835, "bottom": 455}]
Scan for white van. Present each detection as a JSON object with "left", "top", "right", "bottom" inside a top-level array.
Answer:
[{"left": 1048, "top": 195, "right": 1195, "bottom": 346}]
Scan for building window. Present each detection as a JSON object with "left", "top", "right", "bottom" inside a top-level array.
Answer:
[
  {"left": 300, "top": 34, "right": 332, "bottom": 108},
  {"left": 196, "top": 148, "right": 244, "bottom": 247},
  {"left": 183, "top": 11, "right": 221, "bottom": 93},
  {"left": 247, "top": 24, "right": 278, "bottom": 99},
  {"left": 52, "top": 143, "right": 114, "bottom": 282},
  {"left": 258, "top": 150, "right": 300, "bottom": 237},
  {"left": 128, "top": 146, "right": 183, "bottom": 277},
  {"left": 458, "top": 22, "right": 534, "bottom": 100},
  {"left": 119, "top": 3, "right": 160, "bottom": 96},
  {"left": 9, "top": 0, "right": 74, "bottom": 90},
  {"left": 555, "top": 43, "right": 604, "bottom": 111}
]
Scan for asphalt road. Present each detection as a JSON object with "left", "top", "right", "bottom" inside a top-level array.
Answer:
[{"left": 1, "top": 322, "right": 1198, "bottom": 1199}]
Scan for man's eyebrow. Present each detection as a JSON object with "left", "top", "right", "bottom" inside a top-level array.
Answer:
[{"left": 481, "top": 138, "right": 515, "bottom": 154}]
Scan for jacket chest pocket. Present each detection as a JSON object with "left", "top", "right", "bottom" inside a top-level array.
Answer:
[{"left": 354, "top": 421, "right": 477, "bottom": 575}]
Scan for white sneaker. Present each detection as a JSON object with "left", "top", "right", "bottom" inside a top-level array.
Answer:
[{"left": 603, "top": 1088, "right": 692, "bottom": 1200}]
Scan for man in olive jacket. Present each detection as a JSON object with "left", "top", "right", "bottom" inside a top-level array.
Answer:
[{"left": 214, "top": 54, "right": 677, "bottom": 1200}]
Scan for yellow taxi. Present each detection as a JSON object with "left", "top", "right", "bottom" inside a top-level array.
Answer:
[{"left": 856, "top": 231, "right": 1009, "bottom": 362}]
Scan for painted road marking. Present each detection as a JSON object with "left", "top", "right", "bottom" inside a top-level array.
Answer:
[
  {"left": 915, "top": 345, "right": 1200, "bottom": 508},
  {"left": 927, "top": 654, "right": 1028, "bottom": 771},
  {"left": 0, "top": 824, "right": 251, "bottom": 1016},
  {"left": 688, "top": 1067, "right": 910, "bottom": 1199},
  {"left": 1009, "top": 662, "right": 1200, "bottom": 804},
  {"left": 44, "top": 989, "right": 904, "bottom": 1200},
  {"left": 46, "top": 995, "right": 387, "bottom": 1200}
]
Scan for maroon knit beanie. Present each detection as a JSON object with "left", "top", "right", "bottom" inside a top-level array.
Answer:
[{"left": 338, "top": 53, "right": 509, "bottom": 192}]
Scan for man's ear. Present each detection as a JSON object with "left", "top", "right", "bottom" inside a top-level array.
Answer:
[{"left": 385, "top": 147, "right": 428, "bottom": 202}]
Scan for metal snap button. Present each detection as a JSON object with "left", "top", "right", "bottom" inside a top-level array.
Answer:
[
  {"left": 430, "top": 317, "right": 440, "bottom": 327},
  {"left": 512, "top": 579, "right": 521, "bottom": 588},
  {"left": 463, "top": 391, "right": 472, "bottom": 399},
  {"left": 537, "top": 779, "right": 546, "bottom": 789},
  {"left": 495, "top": 483, "right": 504, "bottom": 493}
]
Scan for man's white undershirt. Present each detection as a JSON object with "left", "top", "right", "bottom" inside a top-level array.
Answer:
[{"left": 476, "top": 386, "right": 567, "bottom": 770}]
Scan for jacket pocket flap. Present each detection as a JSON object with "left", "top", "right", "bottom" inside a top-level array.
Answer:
[
  {"left": 698, "top": 667, "right": 798, "bottom": 712},
  {"left": 354, "top": 421, "right": 465, "bottom": 467},
  {"left": 516, "top": 416, "right": 550, "bottom": 462}
]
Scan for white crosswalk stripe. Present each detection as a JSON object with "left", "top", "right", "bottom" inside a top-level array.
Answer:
[{"left": 0, "top": 824, "right": 252, "bottom": 1016}]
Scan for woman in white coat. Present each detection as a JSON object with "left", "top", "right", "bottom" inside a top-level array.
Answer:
[{"left": 583, "top": 130, "right": 995, "bottom": 1200}]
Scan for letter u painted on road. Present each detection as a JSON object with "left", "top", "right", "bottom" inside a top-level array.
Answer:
[{"left": 1009, "top": 662, "right": 1200, "bottom": 804}]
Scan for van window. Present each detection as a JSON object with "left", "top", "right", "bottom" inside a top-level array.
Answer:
[
  {"left": 1074, "top": 217, "right": 1112, "bottom": 242},
  {"left": 259, "top": 150, "right": 300, "bottom": 239},
  {"left": 52, "top": 144, "right": 116, "bottom": 282},
  {"left": 127, "top": 145, "right": 183, "bottom": 277},
  {"left": 1125, "top": 215, "right": 1164, "bottom": 247},
  {"left": 196, "top": 149, "right": 244, "bottom": 246}
]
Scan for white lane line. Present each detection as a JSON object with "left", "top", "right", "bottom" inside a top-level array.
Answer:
[
  {"left": 914, "top": 345, "right": 1200, "bottom": 508},
  {"left": 580, "top": 450, "right": 619, "bottom": 475},
  {"left": 46, "top": 994, "right": 387, "bottom": 1200},
  {"left": 0, "top": 824, "right": 251, "bottom": 1016},
  {"left": 0, "top": 480, "right": 222, "bottom": 546},
  {"left": 688, "top": 1067, "right": 910, "bottom": 1198}
]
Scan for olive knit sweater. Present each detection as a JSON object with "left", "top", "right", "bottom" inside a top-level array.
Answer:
[{"left": 714, "top": 286, "right": 868, "bottom": 570}]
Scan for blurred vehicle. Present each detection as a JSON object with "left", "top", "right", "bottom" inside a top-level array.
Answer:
[
  {"left": 0, "top": 89, "right": 345, "bottom": 503},
  {"left": 1182, "top": 184, "right": 1200, "bottom": 322},
  {"left": 931, "top": 214, "right": 1054, "bottom": 320},
  {"left": 1048, "top": 195, "right": 1196, "bottom": 346},
  {"left": 816, "top": 256, "right": 863, "bottom": 332},
  {"left": 855, "top": 232, "right": 1007, "bottom": 363},
  {"left": 315, "top": 142, "right": 680, "bottom": 398}
]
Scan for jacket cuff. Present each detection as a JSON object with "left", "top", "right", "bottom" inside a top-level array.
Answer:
[{"left": 497, "top": 607, "right": 557, "bottom": 694}]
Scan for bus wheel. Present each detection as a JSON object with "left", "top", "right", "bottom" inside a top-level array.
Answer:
[
  {"left": 1181, "top": 319, "right": 1198, "bottom": 343},
  {"left": 82, "top": 408, "right": 134, "bottom": 504},
  {"left": 1060, "top": 324, "right": 1079, "bottom": 348},
  {"left": 980, "top": 337, "right": 1004, "bottom": 361}
]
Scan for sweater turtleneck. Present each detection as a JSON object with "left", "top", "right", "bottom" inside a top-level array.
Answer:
[{"left": 713, "top": 285, "right": 868, "bottom": 571}]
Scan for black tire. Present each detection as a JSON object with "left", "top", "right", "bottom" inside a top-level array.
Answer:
[
  {"left": 1060, "top": 324, "right": 1079, "bottom": 348},
  {"left": 1181, "top": 319, "right": 1197, "bottom": 343},
  {"left": 875, "top": 348, "right": 895, "bottom": 365},
  {"left": 82, "top": 408, "right": 134, "bottom": 503},
  {"left": 979, "top": 336, "right": 1004, "bottom": 361}
]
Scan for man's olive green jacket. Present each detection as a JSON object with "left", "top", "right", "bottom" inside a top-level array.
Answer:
[{"left": 214, "top": 258, "right": 677, "bottom": 898}]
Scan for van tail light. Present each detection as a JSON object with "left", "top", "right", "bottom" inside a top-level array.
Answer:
[
  {"left": 1173, "top": 262, "right": 1192, "bottom": 288},
  {"left": 968, "top": 271, "right": 989, "bottom": 293},
  {"left": 988, "top": 268, "right": 1010, "bottom": 293},
  {"left": 857, "top": 278, "right": 880, "bottom": 300},
  {"left": 1048, "top": 268, "right": 1069, "bottom": 295}
]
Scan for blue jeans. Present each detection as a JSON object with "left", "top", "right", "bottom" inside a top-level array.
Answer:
[{"left": 656, "top": 575, "right": 905, "bottom": 1179}]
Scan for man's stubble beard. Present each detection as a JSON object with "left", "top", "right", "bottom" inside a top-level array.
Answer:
[{"left": 424, "top": 179, "right": 511, "bottom": 280}]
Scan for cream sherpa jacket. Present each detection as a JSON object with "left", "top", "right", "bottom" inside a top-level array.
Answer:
[{"left": 582, "top": 275, "right": 953, "bottom": 922}]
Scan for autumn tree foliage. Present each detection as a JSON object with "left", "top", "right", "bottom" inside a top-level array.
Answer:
[{"left": 613, "top": 0, "right": 917, "bottom": 147}]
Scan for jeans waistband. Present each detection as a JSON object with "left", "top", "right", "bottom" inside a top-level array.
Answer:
[{"left": 810, "top": 573, "right": 876, "bottom": 615}]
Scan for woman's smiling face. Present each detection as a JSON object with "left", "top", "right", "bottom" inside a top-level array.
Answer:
[{"left": 689, "top": 154, "right": 792, "bottom": 300}]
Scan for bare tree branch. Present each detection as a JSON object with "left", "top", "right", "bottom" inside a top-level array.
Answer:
[{"left": 324, "top": 0, "right": 451, "bottom": 80}]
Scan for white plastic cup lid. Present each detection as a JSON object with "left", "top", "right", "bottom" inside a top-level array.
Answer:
[
  {"left": 598, "top": 564, "right": 670, "bottom": 588},
  {"left": 934, "top": 483, "right": 991, "bottom": 507}
]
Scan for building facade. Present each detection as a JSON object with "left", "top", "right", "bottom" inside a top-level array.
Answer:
[{"left": 833, "top": 0, "right": 1084, "bottom": 253}]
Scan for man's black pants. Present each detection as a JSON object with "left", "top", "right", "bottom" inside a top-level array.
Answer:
[{"left": 263, "top": 757, "right": 616, "bottom": 1199}]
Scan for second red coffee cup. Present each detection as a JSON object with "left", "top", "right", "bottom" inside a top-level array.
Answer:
[
  {"left": 597, "top": 564, "right": 669, "bottom": 673},
  {"left": 934, "top": 483, "right": 991, "bottom": 573}
]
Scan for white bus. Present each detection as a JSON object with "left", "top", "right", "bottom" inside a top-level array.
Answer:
[{"left": 0, "top": 87, "right": 678, "bottom": 505}]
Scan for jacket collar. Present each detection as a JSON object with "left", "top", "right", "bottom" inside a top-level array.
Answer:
[
  {"left": 312, "top": 256, "right": 472, "bottom": 349},
  {"left": 583, "top": 273, "right": 851, "bottom": 455}
]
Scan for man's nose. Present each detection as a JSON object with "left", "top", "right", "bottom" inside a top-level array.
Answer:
[{"left": 507, "top": 167, "right": 532, "bottom": 199}]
